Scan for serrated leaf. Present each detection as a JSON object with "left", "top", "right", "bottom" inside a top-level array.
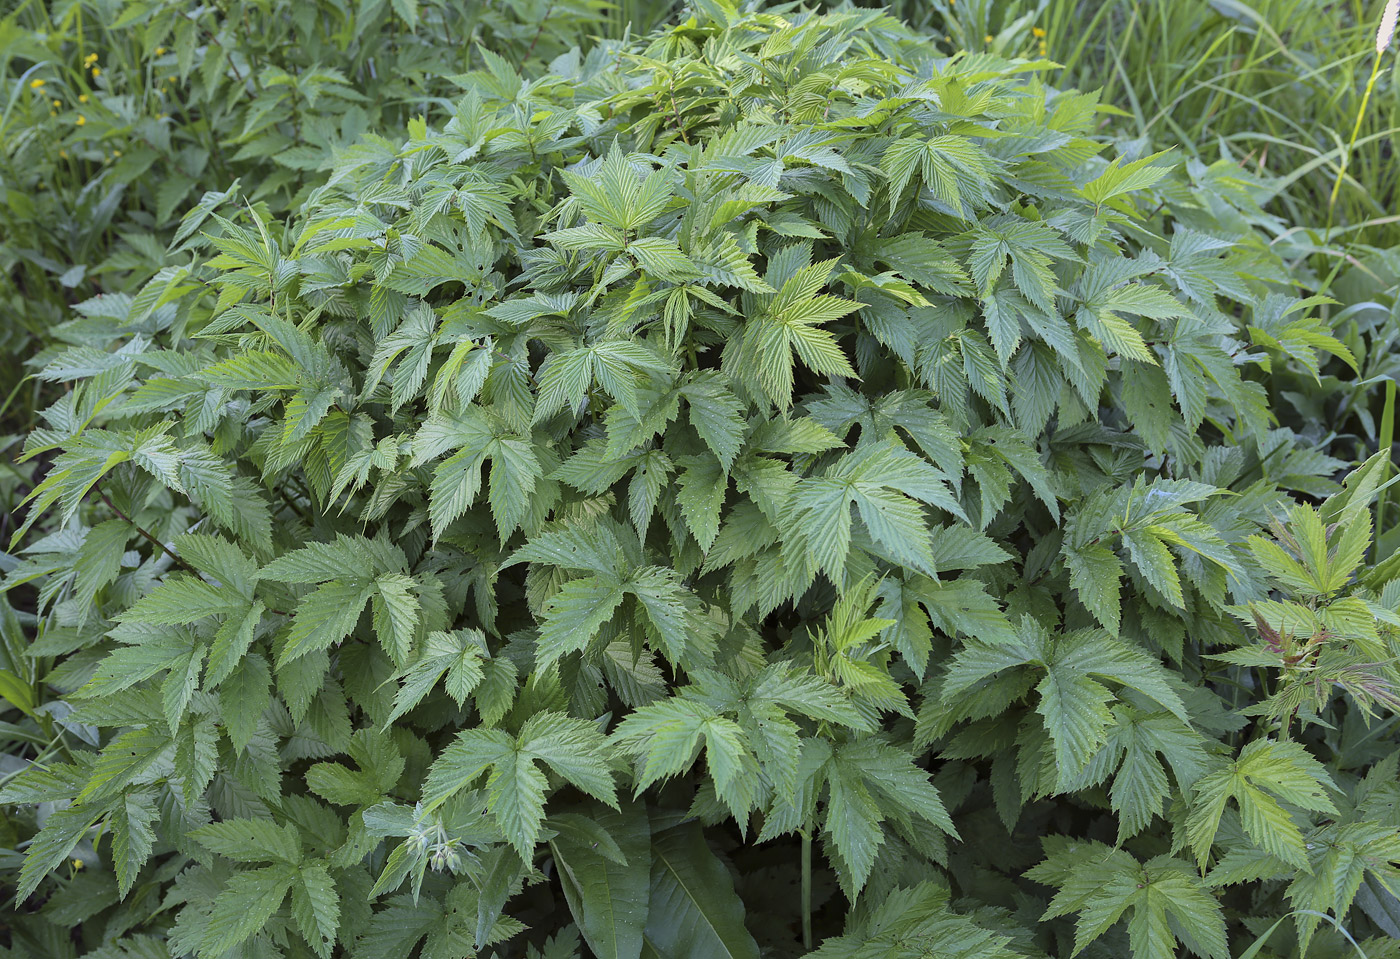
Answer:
[{"left": 201, "top": 864, "right": 297, "bottom": 957}]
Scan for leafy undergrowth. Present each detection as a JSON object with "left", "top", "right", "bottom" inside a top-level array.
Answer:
[
  {"left": 0, "top": 0, "right": 621, "bottom": 437},
  {"left": 1, "top": 5, "right": 1399, "bottom": 959}
]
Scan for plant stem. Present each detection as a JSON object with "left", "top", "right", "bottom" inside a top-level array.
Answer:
[
  {"left": 95, "top": 483, "right": 198, "bottom": 576},
  {"left": 801, "top": 826, "right": 813, "bottom": 950},
  {"left": 527, "top": 2, "right": 556, "bottom": 58},
  {"left": 1326, "top": 51, "right": 1383, "bottom": 239}
]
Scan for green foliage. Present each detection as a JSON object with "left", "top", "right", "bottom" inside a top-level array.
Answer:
[
  {"left": 1, "top": 4, "right": 1399, "bottom": 959},
  {"left": 864, "top": 0, "right": 1400, "bottom": 547},
  {"left": 0, "top": 0, "right": 620, "bottom": 435},
  {"left": 891, "top": 0, "right": 1400, "bottom": 246}
]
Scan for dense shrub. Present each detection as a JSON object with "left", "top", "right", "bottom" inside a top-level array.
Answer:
[
  {"left": 2, "top": 5, "right": 1399, "bottom": 959},
  {"left": 0, "top": 0, "right": 623, "bottom": 434}
]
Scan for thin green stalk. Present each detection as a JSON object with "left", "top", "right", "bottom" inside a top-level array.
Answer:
[
  {"left": 1376, "top": 378, "right": 1396, "bottom": 562},
  {"left": 1326, "top": 51, "right": 1384, "bottom": 239},
  {"left": 0, "top": 375, "right": 32, "bottom": 427}
]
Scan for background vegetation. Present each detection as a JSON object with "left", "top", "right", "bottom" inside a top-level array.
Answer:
[{"left": 1, "top": 0, "right": 1398, "bottom": 958}]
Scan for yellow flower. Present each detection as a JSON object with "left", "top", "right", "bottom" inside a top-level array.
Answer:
[
  {"left": 76, "top": 114, "right": 86, "bottom": 126},
  {"left": 1032, "top": 26, "right": 1046, "bottom": 37},
  {"left": 53, "top": 99, "right": 61, "bottom": 108},
  {"left": 984, "top": 34, "right": 994, "bottom": 43},
  {"left": 59, "top": 149, "right": 67, "bottom": 158},
  {"left": 1039, "top": 42, "right": 1048, "bottom": 56},
  {"left": 78, "top": 94, "right": 89, "bottom": 103},
  {"left": 155, "top": 46, "right": 166, "bottom": 55},
  {"left": 72, "top": 859, "right": 84, "bottom": 870},
  {"left": 113, "top": 149, "right": 122, "bottom": 157},
  {"left": 84, "top": 53, "right": 98, "bottom": 65},
  {"left": 29, "top": 78, "right": 45, "bottom": 88},
  {"left": 91, "top": 66, "right": 101, "bottom": 77}
]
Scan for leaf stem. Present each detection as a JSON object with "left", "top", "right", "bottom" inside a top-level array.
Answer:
[{"left": 95, "top": 482, "right": 199, "bottom": 576}]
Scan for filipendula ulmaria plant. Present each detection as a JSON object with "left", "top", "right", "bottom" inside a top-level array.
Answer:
[{"left": 2, "top": 4, "right": 1399, "bottom": 958}]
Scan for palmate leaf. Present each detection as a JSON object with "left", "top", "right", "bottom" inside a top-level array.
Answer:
[
  {"left": 612, "top": 664, "right": 876, "bottom": 825},
  {"left": 610, "top": 698, "right": 750, "bottom": 807},
  {"left": 307, "top": 729, "right": 406, "bottom": 807},
  {"left": 517, "top": 519, "right": 714, "bottom": 668},
  {"left": 627, "top": 566, "right": 712, "bottom": 665},
  {"left": 942, "top": 618, "right": 1185, "bottom": 787},
  {"left": 759, "top": 733, "right": 955, "bottom": 899},
  {"left": 354, "top": 887, "right": 526, "bottom": 959},
  {"left": 827, "top": 738, "right": 956, "bottom": 895},
  {"left": 782, "top": 441, "right": 961, "bottom": 581},
  {"left": 385, "top": 628, "right": 487, "bottom": 723},
  {"left": 1185, "top": 739, "right": 1339, "bottom": 869},
  {"left": 561, "top": 147, "right": 675, "bottom": 232},
  {"left": 1286, "top": 821, "right": 1400, "bottom": 953},
  {"left": 881, "top": 134, "right": 993, "bottom": 218},
  {"left": 416, "top": 408, "right": 545, "bottom": 540},
  {"left": 1105, "top": 707, "right": 1209, "bottom": 842},
  {"left": 1030, "top": 842, "right": 1228, "bottom": 959},
  {"left": 422, "top": 711, "right": 617, "bottom": 858},
  {"left": 723, "top": 256, "right": 859, "bottom": 410}
]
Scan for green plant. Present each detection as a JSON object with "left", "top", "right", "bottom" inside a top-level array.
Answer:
[
  {"left": 1329, "top": 0, "right": 1399, "bottom": 234},
  {"left": 879, "top": 0, "right": 1400, "bottom": 576},
  {"left": 1026, "top": 0, "right": 1400, "bottom": 245},
  {"left": 2, "top": 4, "right": 1399, "bottom": 959},
  {"left": 0, "top": 0, "right": 619, "bottom": 437}
]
